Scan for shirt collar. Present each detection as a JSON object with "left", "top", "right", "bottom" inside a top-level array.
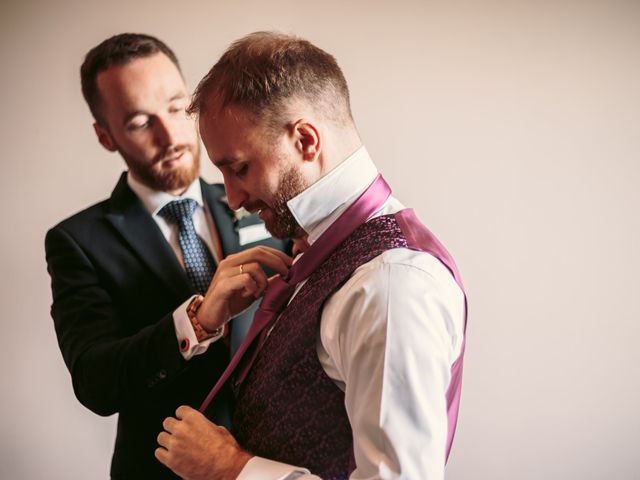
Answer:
[
  {"left": 127, "top": 173, "right": 204, "bottom": 217},
  {"left": 287, "top": 146, "right": 378, "bottom": 245}
]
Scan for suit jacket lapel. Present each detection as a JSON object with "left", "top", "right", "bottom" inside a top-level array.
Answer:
[
  {"left": 200, "top": 179, "right": 240, "bottom": 257},
  {"left": 105, "top": 173, "right": 194, "bottom": 300}
]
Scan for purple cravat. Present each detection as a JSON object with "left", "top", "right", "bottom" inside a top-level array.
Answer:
[{"left": 199, "top": 174, "right": 391, "bottom": 413}]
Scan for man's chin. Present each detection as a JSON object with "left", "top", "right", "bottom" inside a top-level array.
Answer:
[
  {"left": 262, "top": 214, "right": 303, "bottom": 240},
  {"left": 135, "top": 169, "right": 195, "bottom": 193},
  {"left": 262, "top": 219, "right": 283, "bottom": 239},
  {"left": 150, "top": 157, "right": 200, "bottom": 192},
  {"left": 264, "top": 226, "right": 287, "bottom": 240}
]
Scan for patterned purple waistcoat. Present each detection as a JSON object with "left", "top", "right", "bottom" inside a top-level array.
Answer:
[{"left": 233, "top": 209, "right": 467, "bottom": 479}]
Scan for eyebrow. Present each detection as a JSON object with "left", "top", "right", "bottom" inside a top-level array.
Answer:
[
  {"left": 121, "top": 93, "right": 188, "bottom": 125},
  {"left": 213, "top": 157, "right": 239, "bottom": 168}
]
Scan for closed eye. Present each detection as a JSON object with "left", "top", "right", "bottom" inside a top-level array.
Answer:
[
  {"left": 234, "top": 164, "right": 248, "bottom": 177},
  {"left": 169, "top": 103, "right": 186, "bottom": 114},
  {"left": 127, "top": 119, "right": 150, "bottom": 131}
]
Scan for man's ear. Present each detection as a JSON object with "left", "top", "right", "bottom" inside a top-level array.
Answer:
[
  {"left": 293, "top": 120, "right": 321, "bottom": 162},
  {"left": 93, "top": 122, "right": 117, "bottom": 152}
]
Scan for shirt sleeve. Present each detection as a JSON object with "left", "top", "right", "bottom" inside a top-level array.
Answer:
[
  {"left": 230, "top": 249, "right": 465, "bottom": 480},
  {"left": 236, "top": 457, "right": 316, "bottom": 480},
  {"left": 318, "top": 249, "right": 465, "bottom": 479},
  {"left": 173, "top": 295, "right": 224, "bottom": 360}
]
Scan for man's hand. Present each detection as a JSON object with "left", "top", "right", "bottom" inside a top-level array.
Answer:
[
  {"left": 198, "top": 246, "right": 292, "bottom": 331},
  {"left": 156, "top": 405, "right": 253, "bottom": 480}
]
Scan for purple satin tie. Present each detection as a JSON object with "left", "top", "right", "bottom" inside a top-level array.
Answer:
[{"left": 199, "top": 174, "right": 391, "bottom": 413}]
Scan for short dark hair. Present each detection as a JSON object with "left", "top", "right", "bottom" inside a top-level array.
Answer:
[
  {"left": 188, "top": 31, "right": 353, "bottom": 130},
  {"left": 80, "top": 33, "right": 181, "bottom": 124}
]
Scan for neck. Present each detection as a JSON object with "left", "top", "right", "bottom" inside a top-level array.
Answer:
[{"left": 318, "top": 126, "right": 362, "bottom": 177}]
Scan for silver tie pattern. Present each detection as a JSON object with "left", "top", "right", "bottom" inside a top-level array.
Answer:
[{"left": 158, "top": 199, "right": 215, "bottom": 294}]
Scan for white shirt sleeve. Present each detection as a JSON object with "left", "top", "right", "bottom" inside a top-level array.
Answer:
[
  {"left": 236, "top": 457, "right": 315, "bottom": 480},
  {"left": 234, "top": 249, "right": 465, "bottom": 479},
  {"left": 319, "top": 249, "right": 465, "bottom": 480},
  {"left": 173, "top": 295, "right": 223, "bottom": 360}
]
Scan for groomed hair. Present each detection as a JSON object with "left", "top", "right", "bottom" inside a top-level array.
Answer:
[
  {"left": 188, "top": 31, "right": 354, "bottom": 130},
  {"left": 80, "top": 33, "right": 181, "bottom": 124}
]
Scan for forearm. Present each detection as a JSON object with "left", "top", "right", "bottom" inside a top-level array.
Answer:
[
  {"left": 64, "top": 311, "right": 183, "bottom": 415},
  {"left": 47, "top": 226, "right": 195, "bottom": 414}
]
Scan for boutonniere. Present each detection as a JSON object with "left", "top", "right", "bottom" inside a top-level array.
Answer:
[
  {"left": 220, "top": 196, "right": 252, "bottom": 222},
  {"left": 233, "top": 207, "right": 252, "bottom": 222}
]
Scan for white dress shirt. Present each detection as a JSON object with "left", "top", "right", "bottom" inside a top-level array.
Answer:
[
  {"left": 127, "top": 174, "right": 224, "bottom": 358},
  {"left": 237, "top": 147, "right": 466, "bottom": 480}
]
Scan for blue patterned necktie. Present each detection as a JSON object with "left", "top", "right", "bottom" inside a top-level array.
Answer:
[{"left": 158, "top": 199, "right": 216, "bottom": 294}]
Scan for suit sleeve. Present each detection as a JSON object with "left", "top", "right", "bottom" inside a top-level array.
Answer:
[{"left": 45, "top": 226, "right": 188, "bottom": 416}]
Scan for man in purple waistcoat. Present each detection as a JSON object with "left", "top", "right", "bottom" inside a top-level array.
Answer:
[{"left": 155, "top": 32, "right": 467, "bottom": 480}]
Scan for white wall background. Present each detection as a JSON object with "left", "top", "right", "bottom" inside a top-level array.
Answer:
[{"left": 1, "top": 0, "right": 639, "bottom": 478}]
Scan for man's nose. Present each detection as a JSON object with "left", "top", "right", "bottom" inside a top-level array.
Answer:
[
  {"left": 224, "top": 180, "right": 248, "bottom": 211},
  {"left": 154, "top": 116, "right": 179, "bottom": 148}
]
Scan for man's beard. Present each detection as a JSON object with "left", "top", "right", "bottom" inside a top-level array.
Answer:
[
  {"left": 262, "top": 165, "right": 309, "bottom": 240},
  {"left": 124, "top": 143, "right": 201, "bottom": 193}
]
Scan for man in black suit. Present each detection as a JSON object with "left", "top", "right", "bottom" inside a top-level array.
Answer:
[{"left": 45, "top": 33, "right": 290, "bottom": 479}]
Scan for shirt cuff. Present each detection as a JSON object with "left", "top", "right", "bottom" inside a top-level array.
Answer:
[
  {"left": 236, "top": 456, "right": 311, "bottom": 480},
  {"left": 173, "top": 295, "right": 223, "bottom": 360}
]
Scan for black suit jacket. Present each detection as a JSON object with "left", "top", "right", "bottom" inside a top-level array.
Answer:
[{"left": 45, "top": 173, "right": 288, "bottom": 479}]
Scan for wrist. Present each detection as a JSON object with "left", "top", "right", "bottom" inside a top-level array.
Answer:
[
  {"left": 228, "top": 451, "right": 253, "bottom": 480},
  {"left": 187, "top": 295, "right": 223, "bottom": 340}
]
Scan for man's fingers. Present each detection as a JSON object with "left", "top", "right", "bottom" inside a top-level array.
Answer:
[
  {"left": 157, "top": 431, "right": 172, "bottom": 448},
  {"left": 248, "top": 245, "right": 293, "bottom": 266},
  {"left": 220, "top": 273, "right": 263, "bottom": 300},
  {"left": 239, "top": 262, "right": 268, "bottom": 295},
  {"left": 226, "top": 246, "right": 293, "bottom": 276},
  {"left": 162, "top": 416, "right": 178, "bottom": 433},
  {"left": 175, "top": 405, "right": 196, "bottom": 420},
  {"left": 154, "top": 446, "right": 169, "bottom": 465}
]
